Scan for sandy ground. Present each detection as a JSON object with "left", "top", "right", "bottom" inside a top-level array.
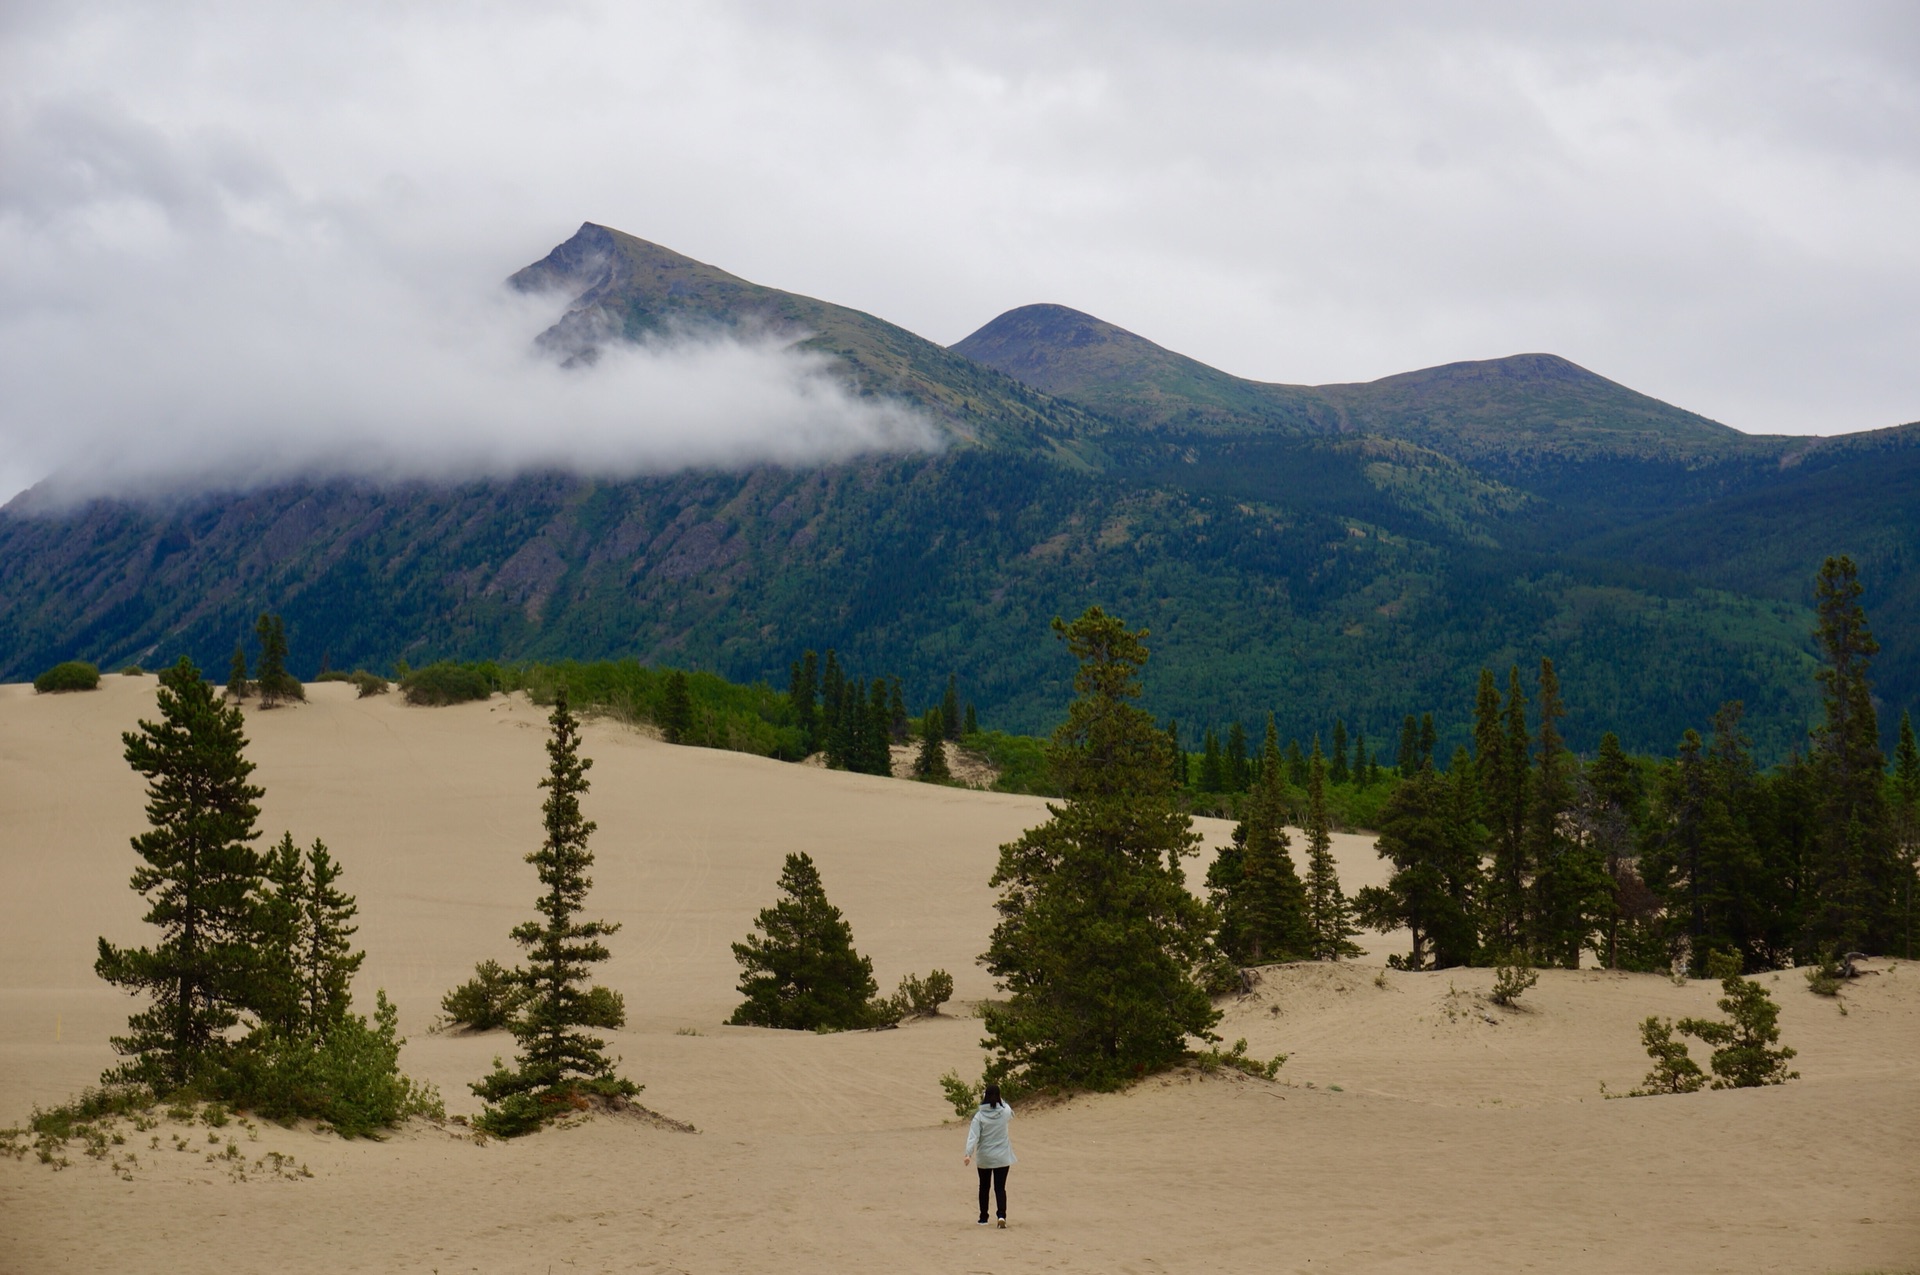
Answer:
[{"left": 1, "top": 676, "right": 1915, "bottom": 1274}]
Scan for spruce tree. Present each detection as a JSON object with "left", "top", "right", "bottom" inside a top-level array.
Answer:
[
  {"left": 473, "top": 689, "right": 636, "bottom": 1135},
  {"left": 914, "top": 709, "right": 950, "bottom": 780},
  {"left": 1226, "top": 721, "right": 1250, "bottom": 791},
  {"left": 1895, "top": 709, "right": 1919, "bottom": 959},
  {"left": 1286, "top": 739, "right": 1308, "bottom": 787},
  {"left": 1527, "top": 657, "right": 1602, "bottom": 967},
  {"left": 259, "top": 832, "right": 364, "bottom": 1040},
  {"left": 1352, "top": 731, "right": 1367, "bottom": 785},
  {"left": 942, "top": 674, "right": 962, "bottom": 741},
  {"left": 1804, "top": 556, "right": 1897, "bottom": 960},
  {"left": 729, "top": 852, "right": 878, "bottom": 1030},
  {"left": 1399, "top": 713, "right": 1419, "bottom": 775},
  {"left": 1419, "top": 713, "right": 1437, "bottom": 769},
  {"left": 96, "top": 657, "right": 266, "bottom": 1090},
  {"left": 964, "top": 703, "right": 978, "bottom": 735},
  {"left": 1303, "top": 741, "right": 1362, "bottom": 960},
  {"left": 1208, "top": 718, "right": 1311, "bottom": 964},
  {"left": 789, "top": 651, "right": 820, "bottom": 754},
  {"left": 253, "top": 612, "right": 303, "bottom": 706},
  {"left": 1483, "top": 666, "right": 1531, "bottom": 956},
  {"left": 1583, "top": 732, "right": 1642, "bottom": 970},
  {"left": 227, "top": 642, "right": 251, "bottom": 702},
  {"left": 981, "top": 607, "right": 1219, "bottom": 1092},
  {"left": 820, "top": 650, "right": 844, "bottom": 761},
  {"left": 1166, "top": 721, "right": 1187, "bottom": 787},
  {"left": 1354, "top": 751, "right": 1483, "bottom": 969},
  {"left": 888, "top": 677, "right": 909, "bottom": 743},
  {"left": 864, "top": 677, "right": 894, "bottom": 774},
  {"left": 1199, "top": 729, "right": 1224, "bottom": 793},
  {"left": 660, "top": 669, "right": 694, "bottom": 744},
  {"left": 1329, "top": 720, "right": 1350, "bottom": 785}
]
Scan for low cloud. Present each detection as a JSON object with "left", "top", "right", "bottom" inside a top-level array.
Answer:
[{"left": 0, "top": 102, "right": 939, "bottom": 507}]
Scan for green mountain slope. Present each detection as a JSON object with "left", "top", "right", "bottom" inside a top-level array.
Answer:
[{"left": 952, "top": 303, "right": 1757, "bottom": 462}]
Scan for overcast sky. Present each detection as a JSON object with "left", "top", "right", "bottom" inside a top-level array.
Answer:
[{"left": 3, "top": 2, "right": 1916, "bottom": 501}]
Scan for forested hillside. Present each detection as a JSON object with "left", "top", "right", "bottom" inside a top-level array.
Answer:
[{"left": 1, "top": 224, "right": 1913, "bottom": 763}]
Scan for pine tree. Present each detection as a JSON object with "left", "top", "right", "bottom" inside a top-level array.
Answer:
[
  {"left": 729, "top": 852, "right": 878, "bottom": 1030},
  {"left": 981, "top": 607, "right": 1219, "bottom": 1092},
  {"left": 96, "top": 657, "right": 266, "bottom": 1090},
  {"left": 227, "top": 643, "right": 251, "bottom": 702},
  {"left": 1286, "top": 739, "right": 1308, "bottom": 788},
  {"left": 1303, "top": 740, "right": 1362, "bottom": 959},
  {"left": 1419, "top": 713, "right": 1437, "bottom": 769},
  {"left": 1198, "top": 729, "right": 1224, "bottom": 793},
  {"left": 1329, "top": 720, "right": 1350, "bottom": 785},
  {"left": 1483, "top": 666, "right": 1531, "bottom": 956},
  {"left": 820, "top": 650, "right": 844, "bottom": 761},
  {"left": 298, "top": 839, "right": 362, "bottom": 1038},
  {"left": 863, "top": 678, "right": 893, "bottom": 774},
  {"left": 1353, "top": 731, "right": 1369, "bottom": 786},
  {"left": 259, "top": 832, "right": 364, "bottom": 1041},
  {"left": 1208, "top": 718, "right": 1311, "bottom": 965},
  {"left": 914, "top": 709, "right": 950, "bottom": 780},
  {"left": 660, "top": 669, "right": 694, "bottom": 744},
  {"left": 1528, "top": 657, "right": 1602, "bottom": 967},
  {"left": 1803, "top": 556, "right": 1897, "bottom": 961},
  {"left": 1583, "top": 732, "right": 1642, "bottom": 970},
  {"left": 888, "top": 677, "right": 909, "bottom": 743},
  {"left": 1399, "top": 714, "right": 1419, "bottom": 775},
  {"left": 942, "top": 674, "right": 962, "bottom": 741},
  {"left": 1226, "top": 721, "right": 1250, "bottom": 791},
  {"left": 473, "top": 689, "right": 636, "bottom": 1135},
  {"left": 1354, "top": 752, "right": 1483, "bottom": 969},
  {"left": 789, "top": 651, "right": 820, "bottom": 755},
  {"left": 964, "top": 703, "right": 978, "bottom": 735},
  {"left": 1166, "top": 721, "right": 1187, "bottom": 787},
  {"left": 254, "top": 612, "right": 304, "bottom": 706},
  {"left": 1676, "top": 951, "right": 1798, "bottom": 1089},
  {"left": 1895, "top": 709, "right": 1919, "bottom": 959}
]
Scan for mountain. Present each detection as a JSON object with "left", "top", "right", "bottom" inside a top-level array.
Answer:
[
  {"left": 1, "top": 225, "right": 1913, "bottom": 763},
  {"left": 509, "top": 224, "right": 1104, "bottom": 457},
  {"left": 952, "top": 303, "right": 1756, "bottom": 461}
]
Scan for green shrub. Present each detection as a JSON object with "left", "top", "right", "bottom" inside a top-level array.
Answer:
[
  {"left": 1677, "top": 951, "right": 1799, "bottom": 1089},
  {"left": 1628, "top": 1017, "right": 1706, "bottom": 1095},
  {"left": 349, "top": 671, "right": 390, "bottom": 698},
  {"left": 34, "top": 661, "right": 100, "bottom": 693},
  {"left": 1191, "top": 1037, "right": 1287, "bottom": 1080},
  {"left": 1804, "top": 962, "right": 1843, "bottom": 997},
  {"left": 314, "top": 670, "right": 354, "bottom": 683},
  {"left": 119, "top": 666, "right": 145, "bottom": 677},
  {"left": 1489, "top": 964, "right": 1539, "bottom": 1007},
  {"left": 938, "top": 1069, "right": 982, "bottom": 1118},
  {"left": 213, "top": 992, "right": 442, "bottom": 1137},
  {"left": 580, "top": 985, "right": 626, "bottom": 1030},
  {"left": 401, "top": 662, "right": 494, "bottom": 707},
  {"left": 962, "top": 730, "right": 1052, "bottom": 795},
  {"left": 441, "top": 959, "right": 526, "bottom": 1031}
]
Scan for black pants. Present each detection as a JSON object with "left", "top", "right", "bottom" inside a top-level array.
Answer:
[{"left": 977, "top": 1165, "right": 1009, "bottom": 1220}]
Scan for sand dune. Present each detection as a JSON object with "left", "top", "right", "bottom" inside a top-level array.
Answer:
[{"left": 1, "top": 676, "right": 1915, "bottom": 1273}]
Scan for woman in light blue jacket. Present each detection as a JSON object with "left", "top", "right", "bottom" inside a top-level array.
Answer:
[{"left": 962, "top": 1084, "right": 1016, "bottom": 1227}]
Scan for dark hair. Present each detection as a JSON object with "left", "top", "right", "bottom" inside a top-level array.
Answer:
[{"left": 983, "top": 1084, "right": 1002, "bottom": 1108}]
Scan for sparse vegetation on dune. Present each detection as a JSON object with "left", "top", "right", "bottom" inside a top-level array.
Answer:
[{"left": 33, "top": 660, "right": 99, "bottom": 693}]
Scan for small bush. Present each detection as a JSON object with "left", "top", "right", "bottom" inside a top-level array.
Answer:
[
  {"left": 900, "top": 970, "right": 954, "bottom": 1018},
  {"left": 939, "top": 1069, "right": 982, "bottom": 1119},
  {"left": 441, "top": 959, "right": 526, "bottom": 1031},
  {"left": 34, "top": 661, "right": 100, "bottom": 693},
  {"left": 580, "top": 985, "right": 627, "bottom": 1030},
  {"left": 119, "top": 665, "right": 145, "bottom": 676},
  {"left": 1488, "top": 964, "right": 1539, "bottom": 1007},
  {"left": 1804, "top": 962, "right": 1843, "bottom": 997},
  {"left": 349, "top": 671, "right": 390, "bottom": 698},
  {"left": 314, "top": 670, "right": 355, "bottom": 683},
  {"left": 215, "top": 992, "right": 443, "bottom": 1137},
  {"left": 1678, "top": 951, "right": 1799, "bottom": 1089},
  {"left": 401, "top": 662, "right": 493, "bottom": 707},
  {"left": 1628, "top": 1017, "right": 1705, "bottom": 1095},
  {"left": 1192, "top": 1037, "right": 1287, "bottom": 1080}
]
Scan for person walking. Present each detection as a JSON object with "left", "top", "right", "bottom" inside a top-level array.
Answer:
[{"left": 962, "top": 1084, "right": 1016, "bottom": 1227}]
